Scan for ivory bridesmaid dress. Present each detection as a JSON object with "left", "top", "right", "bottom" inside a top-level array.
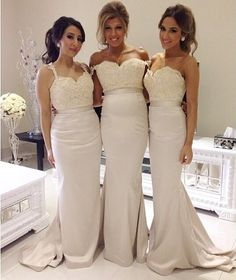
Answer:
[
  {"left": 94, "top": 58, "right": 149, "bottom": 266},
  {"left": 19, "top": 64, "right": 102, "bottom": 271},
  {"left": 144, "top": 66, "right": 236, "bottom": 275}
]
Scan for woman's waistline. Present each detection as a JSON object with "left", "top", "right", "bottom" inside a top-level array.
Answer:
[
  {"left": 104, "top": 87, "right": 143, "bottom": 96},
  {"left": 150, "top": 100, "right": 181, "bottom": 107},
  {"left": 56, "top": 105, "right": 93, "bottom": 114}
]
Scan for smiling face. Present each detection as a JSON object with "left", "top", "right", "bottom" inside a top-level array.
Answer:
[
  {"left": 104, "top": 17, "right": 126, "bottom": 48},
  {"left": 159, "top": 17, "right": 182, "bottom": 51},
  {"left": 59, "top": 25, "right": 83, "bottom": 57}
]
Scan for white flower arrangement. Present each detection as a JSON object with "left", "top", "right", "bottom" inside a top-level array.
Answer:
[{"left": 0, "top": 93, "right": 26, "bottom": 119}]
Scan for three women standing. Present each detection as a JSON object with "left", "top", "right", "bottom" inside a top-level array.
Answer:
[{"left": 19, "top": 1, "right": 236, "bottom": 275}]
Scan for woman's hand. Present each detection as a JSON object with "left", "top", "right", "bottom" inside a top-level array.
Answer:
[
  {"left": 179, "top": 144, "right": 193, "bottom": 164},
  {"left": 47, "top": 149, "right": 55, "bottom": 167},
  {"left": 181, "top": 101, "right": 187, "bottom": 115},
  {"left": 51, "top": 105, "right": 57, "bottom": 116},
  {"left": 93, "top": 95, "right": 104, "bottom": 107}
]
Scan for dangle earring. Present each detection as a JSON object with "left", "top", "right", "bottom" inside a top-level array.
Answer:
[
  {"left": 104, "top": 35, "right": 108, "bottom": 45},
  {"left": 181, "top": 36, "right": 185, "bottom": 42}
]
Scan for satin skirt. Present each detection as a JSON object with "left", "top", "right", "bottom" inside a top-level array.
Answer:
[
  {"left": 19, "top": 106, "right": 102, "bottom": 271},
  {"left": 147, "top": 102, "right": 236, "bottom": 275},
  {"left": 101, "top": 88, "right": 149, "bottom": 266}
]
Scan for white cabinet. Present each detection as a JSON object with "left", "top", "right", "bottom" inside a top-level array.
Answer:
[
  {"left": 142, "top": 137, "right": 236, "bottom": 222},
  {"left": 183, "top": 137, "right": 236, "bottom": 221},
  {"left": 0, "top": 162, "right": 49, "bottom": 248}
]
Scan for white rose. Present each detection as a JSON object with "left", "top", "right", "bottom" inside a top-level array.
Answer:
[{"left": 3, "top": 101, "right": 13, "bottom": 111}]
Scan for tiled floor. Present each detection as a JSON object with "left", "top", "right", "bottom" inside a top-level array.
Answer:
[{"left": 1, "top": 156, "right": 236, "bottom": 280}]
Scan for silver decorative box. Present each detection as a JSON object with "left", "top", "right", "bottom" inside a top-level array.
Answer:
[{"left": 214, "top": 135, "right": 236, "bottom": 150}]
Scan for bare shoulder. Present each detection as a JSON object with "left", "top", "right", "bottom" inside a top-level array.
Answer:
[
  {"left": 135, "top": 47, "right": 149, "bottom": 61},
  {"left": 150, "top": 52, "right": 163, "bottom": 65},
  {"left": 78, "top": 62, "right": 90, "bottom": 73},
  {"left": 184, "top": 55, "right": 198, "bottom": 69},
  {"left": 38, "top": 65, "right": 53, "bottom": 79},
  {"left": 39, "top": 64, "right": 51, "bottom": 74},
  {"left": 183, "top": 55, "right": 199, "bottom": 82},
  {"left": 183, "top": 56, "right": 199, "bottom": 79},
  {"left": 37, "top": 65, "right": 54, "bottom": 88},
  {"left": 90, "top": 51, "right": 106, "bottom": 66}
]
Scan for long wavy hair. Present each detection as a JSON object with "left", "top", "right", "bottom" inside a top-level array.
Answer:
[
  {"left": 96, "top": 1, "right": 129, "bottom": 46},
  {"left": 158, "top": 4, "right": 198, "bottom": 55},
  {"left": 42, "top": 16, "right": 85, "bottom": 64}
]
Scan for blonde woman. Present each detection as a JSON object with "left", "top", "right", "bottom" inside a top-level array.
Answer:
[{"left": 90, "top": 1, "right": 149, "bottom": 266}]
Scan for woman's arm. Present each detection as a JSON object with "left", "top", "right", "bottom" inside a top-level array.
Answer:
[
  {"left": 89, "top": 53, "right": 103, "bottom": 107},
  {"left": 36, "top": 67, "right": 55, "bottom": 166},
  {"left": 180, "top": 57, "right": 199, "bottom": 164},
  {"left": 138, "top": 48, "right": 150, "bottom": 103}
]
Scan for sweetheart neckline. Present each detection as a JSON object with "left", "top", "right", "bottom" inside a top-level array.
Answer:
[
  {"left": 96, "top": 57, "right": 146, "bottom": 67},
  {"left": 148, "top": 66, "right": 184, "bottom": 80},
  {"left": 56, "top": 71, "right": 88, "bottom": 83}
]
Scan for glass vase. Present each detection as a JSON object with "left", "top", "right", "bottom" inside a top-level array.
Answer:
[{"left": 3, "top": 117, "right": 21, "bottom": 164}]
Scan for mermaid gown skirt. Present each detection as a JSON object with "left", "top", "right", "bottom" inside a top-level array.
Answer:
[
  {"left": 102, "top": 89, "right": 148, "bottom": 265},
  {"left": 52, "top": 108, "right": 102, "bottom": 268}
]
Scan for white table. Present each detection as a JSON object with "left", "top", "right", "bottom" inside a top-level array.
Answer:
[{"left": 0, "top": 161, "right": 49, "bottom": 248}]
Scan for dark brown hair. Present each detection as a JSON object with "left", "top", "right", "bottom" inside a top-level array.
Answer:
[
  {"left": 159, "top": 4, "right": 198, "bottom": 54},
  {"left": 42, "top": 16, "right": 85, "bottom": 64}
]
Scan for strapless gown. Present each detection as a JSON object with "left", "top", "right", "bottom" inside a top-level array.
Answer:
[
  {"left": 94, "top": 58, "right": 149, "bottom": 266},
  {"left": 144, "top": 66, "right": 236, "bottom": 275},
  {"left": 19, "top": 64, "right": 102, "bottom": 271}
]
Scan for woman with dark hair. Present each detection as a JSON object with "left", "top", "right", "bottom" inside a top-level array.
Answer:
[
  {"left": 90, "top": 1, "right": 149, "bottom": 267},
  {"left": 19, "top": 16, "right": 102, "bottom": 271},
  {"left": 144, "top": 4, "right": 236, "bottom": 275}
]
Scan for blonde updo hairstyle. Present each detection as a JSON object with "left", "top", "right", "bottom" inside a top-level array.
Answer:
[
  {"left": 96, "top": 1, "right": 129, "bottom": 46},
  {"left": 159, "top": 4, "right": 198, "bottom": 55}
]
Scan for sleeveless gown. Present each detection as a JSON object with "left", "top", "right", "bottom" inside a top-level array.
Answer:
[
  {"left": 144, "top": 66, "right": 236, "bottom": 275},
  {"left": 94, "top": 58, "right": 149, "bottom": 266},
  {"left": 19, "top": 64, "right": 102, "bottom": 271}
]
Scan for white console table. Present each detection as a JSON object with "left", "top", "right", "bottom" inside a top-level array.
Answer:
[
  {"left": 0, "top": 161, "right": 49, "bottom": 248},
  {"left": 141, "top": 137, "right": 236, "bottom": 222}
]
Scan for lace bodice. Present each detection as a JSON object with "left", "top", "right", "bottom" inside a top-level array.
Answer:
[
  {"left": 144, "top": 66, "right": 186, "bottom": 103},
  {"left": 94, "top": 58, "right": 147, "bottom": 92},
  {"left": 49, "top": 64, "right": 93, "bottom": 110}
]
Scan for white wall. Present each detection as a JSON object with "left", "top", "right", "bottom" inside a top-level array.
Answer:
[{"left": 1, "top": 0, "right": 236, "bottom": 150}]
